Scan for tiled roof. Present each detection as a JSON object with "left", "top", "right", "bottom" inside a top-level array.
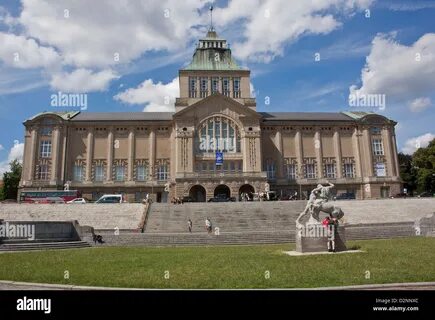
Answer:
[
  {"left": 260, "top": 112, "right": 354, "bottom": 121},
  {"left": 71, "top": 112, "right": 174, "bottom": 121}
]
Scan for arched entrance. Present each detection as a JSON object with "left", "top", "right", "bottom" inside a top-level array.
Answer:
[
  {"left": 189, "top": 185, "right": 206, "bottom": 202},
  {"left": 214, "top": 184, "right": 231, "bottom": 198},
  {"left": 239, "top": 184, "right": 255, "bottom": 201}
]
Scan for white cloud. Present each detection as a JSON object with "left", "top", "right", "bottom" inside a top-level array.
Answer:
[
  {"left": 0, "top": 0, "right": 377, "bottom": 94},
  {"left": 0, "top": 32, "right": 60, "bottom": 68},
  {"left": 50, "top": 69, "right": 119, "bottom": 93},
  {"left": 18, "top": 0, "right": 206, "bottom": 68},
  {"left": 0, "top": 0, "right": 208, "bottom": 93},
  {"left": 0, "top": 141, "right": 24, "bottom": 176},
  {"left": 350, "top": 33, "right": 435, "bottom": 102},
  {"left": 0, "top": 144, "right": 4, "bottom": 151},
  {"left": 409, "top": 97, "right": 431, "bottom": 113},
  {"left": 401, "top": 133, "right": 435, "bottom": 155},
  {"left": 214, "top": 0, "right": 373, "bottom": 62},
  {"left": 250, "top": 82, "right": 256, "bottom": 98},
  {"left": 114, "top": 77, "right": 179, "bottom": 112}
]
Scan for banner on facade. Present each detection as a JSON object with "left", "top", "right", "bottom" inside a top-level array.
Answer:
[{"left": 216, "top": 151, "right": 223, "bottom": 166}]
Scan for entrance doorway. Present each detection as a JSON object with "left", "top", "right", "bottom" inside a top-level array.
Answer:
[
  {"left": 380, "top": 186, "right": 390, "bottom": 198},
  {"left": 239, "top": 184, "right": 255, "bottom": 200},
  {"left": 214, "top": 184, "right": 231, "bottom": 198},
  {"left": 189, "top": 185, "right": 206, "bottom": 202}
]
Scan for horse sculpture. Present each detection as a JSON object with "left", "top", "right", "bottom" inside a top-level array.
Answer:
[{"left": 296, "top": 182, "right": 344, "bottom": 228}]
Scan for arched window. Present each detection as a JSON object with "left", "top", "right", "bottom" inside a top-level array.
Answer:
[{"left": 196, "top": 116, "right": 241, "bottom": 153}]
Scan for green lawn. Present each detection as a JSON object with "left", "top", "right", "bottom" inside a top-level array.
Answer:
[{"left": 1, "top": 237, "right": 434, "bottom": 289}]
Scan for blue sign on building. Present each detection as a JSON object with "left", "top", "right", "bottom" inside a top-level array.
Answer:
[{"left": 216, "top": 151, "right": 223, "bottom": 166}]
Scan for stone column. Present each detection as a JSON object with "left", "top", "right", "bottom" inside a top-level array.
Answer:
[
  {"left": 242, "top": 135, "right": 250, "bottom": 172},
  {"left": 314, "top": 130, "right": 323, "bottom": 178},
  {"left": 276, "top": 128, "right": 284, "bottom": 178},
  {"left": 106, "top": 128, "right": 114, "bottom": 181},
  {"left": 333, "top": 128, "right": 342, "bottom": 178},
  {"left": 382, "top": 126, "right": 395, "bottom": 177},
  {"left": 149, "top": 128, "right": 156, "bottom": 180},
  {"left": 362, "top": 127, "right": 374, "bottom": 176},
  {"left": 127, "top": 129, "right": 135, "bottom": 181},
  {"left": 50, "top": 126, "right": 61, "bottom": 185},
  {"left": 295, "top": 129, "right": 303, "bottom": 178},
  {"left": 391, "top": 129, "right": 400, "bottom": 177},
  {"left": 187, "top": 134, "right": 194, "bottom": 172},
  {"left": 28, "top": 127, "right": 38, "bottom": 181},
  {"left": 60, "top": 127, "right": 67, "bottom": 183},
  {"left": 352, "top": 127, "right": 362, "bottom": 178},
  {"left": 85, "top": 129, "right": 94, "bottom": 182}
]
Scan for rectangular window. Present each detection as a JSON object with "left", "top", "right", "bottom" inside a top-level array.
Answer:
[
  {"left": 286, "top": 164, "right": 296, "bottom": 180},
  {"left": 39, "top": 140, "right": 52, "bottom": 158},
  {"left": 115, "top": 165, "right": 125, "bottom": 181},
  {"left": 189, "top": 77, "right": 197, "bottom": 98},
  {"left": 230, "top": 161, "right": 235, "bottom": 172},
  {"left": 344, "top": 163, "right": 355, "bottom": 178},
  {"left": 222, "top": 77, "right": 230, "bottom": 97},
  {"left": 73, "top": 165, "right": 83, "bottom": 182},
  {"left": 325, "top": 163, "right": 336, "bottom": 178},
  {"left": 266, "top": 161, "right": 276, "bottom": 180},
  {"left": 233, "top": 77, "right": 241, "bottom": 98},
  {"left": 157, "top": 163, "right": 169, "bottom": 181},
  {"left": 40, "top": 127, "right": 52, "bottom": 136},
  {"left": 305, "top": 164, "right": 316, "bottom": 179},
  {"left": 375, "top": 162, "right": 386, "bottom": 177},
  {"left": 211, "top": 77, "right": 219, "bottom": 93},
  {"left": 136, "top": 165, "right": 148, "bottom": 181},
  {"left": 38, "top": 164, "right": 49, "bottom": 180},
  {"left": 200, "top": 77, "right": 208, "bottom": 98},
  {"left": 372, "top": 139, "right": 384, "bottom": 155},
  {"left": 371, "top": 127, "right": 382, "bottom": 135},
  {"left": 95, "top": 165, "right": 104, "bottom": 182}
]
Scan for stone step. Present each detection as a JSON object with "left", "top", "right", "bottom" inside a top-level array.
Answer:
[
  {"left": 0, "top": 241, "right": 91, "bottom": 251},
  {"left": 87, "top": 222, "right": 416, "bottom": 246}
]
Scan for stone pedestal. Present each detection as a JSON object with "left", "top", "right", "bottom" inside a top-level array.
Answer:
[{"left": 296, "top": 223, "right": 347, "bottom": 253}]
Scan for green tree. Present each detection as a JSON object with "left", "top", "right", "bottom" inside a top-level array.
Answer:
[
  {"left": 412, "top": 138, "right": 435, "bottom": 194},
  {"left": 398, "top": 152, "right": 417, "bottom": 195},
  {"left": 0, "top": 159, "right": 22, "bottom": 201}
]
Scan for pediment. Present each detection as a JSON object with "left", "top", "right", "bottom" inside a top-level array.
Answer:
[
  {"left": 359, "top": 114, "right": 395, "bottom": 125},
  {"left": 173, "top": 94, "right": 260, "bottom": 125}
]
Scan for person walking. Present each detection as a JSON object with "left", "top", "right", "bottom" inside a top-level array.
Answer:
[
  {"left": 188, "top": 218, "right": 192, "bottom": 233},
  {"left": 205, "top": 217, "right": 212, "bottom": 234}
]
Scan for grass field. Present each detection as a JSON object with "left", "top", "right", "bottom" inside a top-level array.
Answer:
[{"left": 1, "top": 237, "right": 434, "bottom": 289}]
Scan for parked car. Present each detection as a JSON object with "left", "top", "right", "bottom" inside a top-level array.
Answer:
[
  {"left": 334, "top": 192, "right": 356, "bottom": 200},
  {"left": 208, "top": 194, "right": 235, "bottom": 202},
  {"left": 390, "top": 193, "right": 408, "bottom": 199},
  {"left": 66, "top": 198, "right": 87, "bottom": 204},
  {"left": 417, "top": 192, "right": 434, "bottom": 198},
  {"left": 95, "top": 194, "right": 125, "bottom": 203},
  {"left": 265, "top": 191, "right": 279, "bottom": 201},
  {"left": 181, "top": 196, "right": 194, "bottom": 203}
]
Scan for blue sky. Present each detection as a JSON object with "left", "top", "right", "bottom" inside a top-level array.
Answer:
[{"left": 0, "top": 0, "right": 434, "bottom": 173}]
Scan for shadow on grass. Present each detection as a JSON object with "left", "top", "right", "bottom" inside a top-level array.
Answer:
[{"left": 347, "top": 245, "right": 361, "bottom": 250}]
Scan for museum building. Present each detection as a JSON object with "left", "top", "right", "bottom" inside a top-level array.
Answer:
[{"left": 19, "top": 28, "right": 401, "bottom": 202}]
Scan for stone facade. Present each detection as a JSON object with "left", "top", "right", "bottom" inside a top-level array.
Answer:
[{"left": 19, "top": 29, "right": 401, "bottom": 202}]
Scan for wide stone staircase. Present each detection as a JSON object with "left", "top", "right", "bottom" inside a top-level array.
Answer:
[{"left": 144, "top": 201, "right": 307, "bottom": 233}]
